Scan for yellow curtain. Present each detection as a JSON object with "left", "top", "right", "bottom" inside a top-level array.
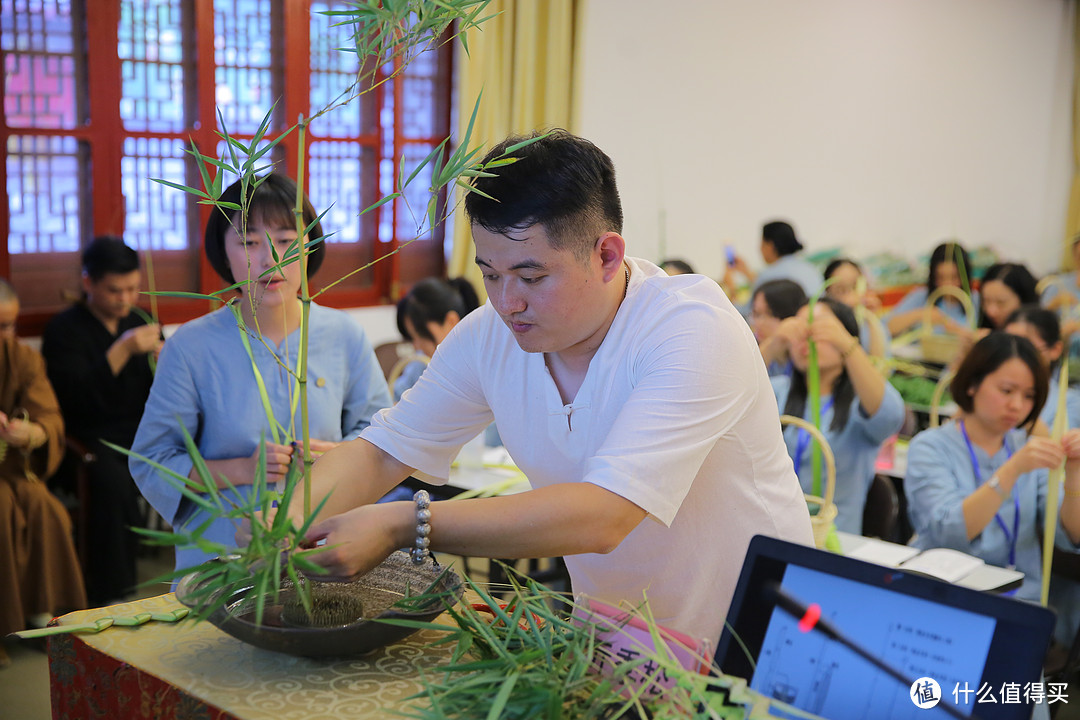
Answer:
[
  {"left": 447, "top": 0, "right": 577, "bottom": 293},
  {"left": 1065, "top": 2, "right": 1080, "bottom": 269}
]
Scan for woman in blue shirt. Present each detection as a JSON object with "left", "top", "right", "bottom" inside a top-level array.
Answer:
[
  {"left": 130, "top": 174, "right": 392, "bottom": 573},
  {"left": 977, "top": 263, "right": 1038, "bottom": 331},
  {"left": 769, "top": 297, "right": 906, "bottom": 533},
  {"left": 724, "top": 220, "right": 821, "bottom": 299},
  {"left": 393, "top": 277, "right": 480, "bottom": 401},
  {"left": 1004, "top": 306, "right": 1080, "bottom": 431},
  {"left": 751, "top": 279, "right": 806, "bottom": 378},
  {"left": 885, "top": 241, "right": 977, "bottom": 339},
  {"left": 823, "top": 257, "right": 891, "bottom": 359},
  {"left": 905, "top": 333, "right": 1080, "bottom": 638}
]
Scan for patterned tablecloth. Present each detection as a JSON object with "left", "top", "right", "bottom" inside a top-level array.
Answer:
[{"left": 48, "top": 593, "right": 464, "bottom": 720}]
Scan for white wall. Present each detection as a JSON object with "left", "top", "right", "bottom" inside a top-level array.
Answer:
[{"left": 575, "top": 0, "right": 1074, "bottom": 278}]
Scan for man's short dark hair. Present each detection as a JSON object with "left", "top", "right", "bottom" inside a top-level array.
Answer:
[
  {"left": 464, "top": 129, "right": 623, "bottom": 259},
  {"left": 204, "top": 173, "right": 325, "bottom": 285},
  {"left": 82, "top": 236, "right": 139, "bottom": 281},
  {"left": 950, "top": 332, "right": 1047, "bottom": 432}
]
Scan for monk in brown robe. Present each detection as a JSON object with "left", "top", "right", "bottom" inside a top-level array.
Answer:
[{"left": 0, "top": 284, "right": 85, "bottom": 667}]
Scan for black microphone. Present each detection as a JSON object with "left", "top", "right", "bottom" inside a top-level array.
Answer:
[{"left": 766, "top": 582, "right": 973, "bottom": 720}]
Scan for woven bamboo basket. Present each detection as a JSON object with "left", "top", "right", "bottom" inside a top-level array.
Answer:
[
  {"left": 929, "top": 369, "right": 955, "bottom": 429},
  {"left": 780, "top": 415, "right": 837, "bottom": 549},
  {"left": 919, "top": 285, "right": 975, "bottom": 365}
]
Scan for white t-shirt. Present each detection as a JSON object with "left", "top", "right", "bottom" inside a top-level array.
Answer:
[{"left": 362, "top": 257, "right": 813, "bottom": 645}]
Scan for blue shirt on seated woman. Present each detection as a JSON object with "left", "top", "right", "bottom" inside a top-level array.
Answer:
[
  {"left": 130, "top": 173, "right": 392, "bottom": 574},
  {"left": 904, "top": 332, "right": 1080, "bottom": 644},
  {"left": 769, "top": 297, "right": 905, "bottom": 534}
]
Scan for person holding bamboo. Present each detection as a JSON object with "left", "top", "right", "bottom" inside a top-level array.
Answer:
[
  {"left": 768, "top": 296, "right": 905, "bottom": 533},
  {"left": 822, "top": 257, "right": 891, "bottom": 359},
  {"left": 884, "top": 241, "right": 977, "bottom": 338},
  {"left": 130, "top": 173, "right": 392, "bottom": 575},
  {"left": 41, "top": 236, "right": 159, "bottom": 605},
  {"left": 904, "top": 333, "right": 1080, "bottom": 638},
  {"left": 285, "top": 130, "right": 814, "bottom": 646},
  {"left": 1004, "top": 306, "right": 1080, "bottom": 432},
  {"left": 750, "top": 279, "right": 807, "bottom": 377}
]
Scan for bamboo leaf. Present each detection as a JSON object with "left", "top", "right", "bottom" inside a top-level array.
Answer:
[{"left": 151, "top": 177, "right": 211, "bottom": 199}]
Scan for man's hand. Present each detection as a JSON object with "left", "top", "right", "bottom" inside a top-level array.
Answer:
[
  {"left": 122, "top": 323, "right": 163, "bottom": 355},
  {"left": 302, "top": 502, "right": 410, "bottom": 580}
]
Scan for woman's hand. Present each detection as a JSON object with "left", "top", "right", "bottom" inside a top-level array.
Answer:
[
  {"left": 1009, "top": 436, "right": 1067, "bottom": 476},
  {"left": 807, "top": 312, "right": 854, "bottom": 354},
  {"left": 240, "top": 442, "right": 295, "bottom": 485},
  {"left": 301, "top": 502, "right": 410, "bottom": 581},
  {"left": 296, "top": 438, "right": 339, "bottom": 457},
  {"left": 1062, "top": 429, "right": 1080, "bottom": 466},
  {"left": 773, "top": 316, "right": 807, "bottom": 351}
]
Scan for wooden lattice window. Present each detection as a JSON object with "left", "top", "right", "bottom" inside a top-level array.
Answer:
[{"left": 1, "top": 0, "right": 452, "bottom": 335}]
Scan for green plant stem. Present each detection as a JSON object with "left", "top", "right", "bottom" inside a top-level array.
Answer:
[{"left": 295, "top": 117, "right": 313, "bottom": 520}]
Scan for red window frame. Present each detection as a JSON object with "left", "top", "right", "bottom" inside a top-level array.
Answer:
[{"left": 1, "top": 0, "right": 451, "bottom": 337}]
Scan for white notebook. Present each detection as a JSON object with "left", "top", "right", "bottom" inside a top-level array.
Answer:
[{"left": 898, "top": 547, "right": 986, "bottom": 583}]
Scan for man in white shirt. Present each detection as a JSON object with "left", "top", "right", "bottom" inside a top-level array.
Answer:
[{"left": 300, "top": 130, "right": 813, "bottom": 645}]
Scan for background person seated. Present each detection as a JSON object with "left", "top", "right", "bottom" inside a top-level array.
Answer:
[
  {"left": 750, "top": 279, "right": 807, "bottom": 377},
  {"left": 394, "top": 277, "right": 480, "bottom": 402},
  {"left": 0, "top": 280, "right": 86, "bottom": 666},
  {"left": 768, "top": 297, "right": 905, "bottom": 533},
  {"left": 823, "top": 257, "right": 890, "bottom": 359},
  {"left": 724, "top": 220, "right": 822, "bottom": 299},
  {"left": 904, "top": 332, "right": 1080, "bottom": 644},
  {"left": 885, "top": 241, "right": 977, "bottom": 339},
  {"left": 41, "top": 236, "right": 160, "bottom": 606},
  {"left": 977, "top": 262, "right": 1038, "bottom": 332},
  {"left": 659, "top": 258, "right": 695, "bottom": 276}
]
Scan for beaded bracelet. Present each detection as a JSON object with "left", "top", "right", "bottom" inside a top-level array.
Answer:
[
  {"left": 1066, "top": 488, "right": 1080, "bottom": 499},
  {"left": 411, "top": 489, "right": 432, "bottom": 565}
]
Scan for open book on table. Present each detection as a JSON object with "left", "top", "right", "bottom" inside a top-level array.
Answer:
[{"left": 838, "top": 534, "right": 985, "bottom": 582}]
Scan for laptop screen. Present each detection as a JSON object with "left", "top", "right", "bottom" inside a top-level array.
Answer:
[{"left": 715, "top": 536, "right": 1055, "bottom": 720}]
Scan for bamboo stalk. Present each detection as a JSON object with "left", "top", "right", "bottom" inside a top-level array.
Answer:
[
  {"left": 294, "top": 118, "right": 313, "bottom": 520},
  {"left": 1042, "top": 347, "right": 1071, "bottom": 606}
]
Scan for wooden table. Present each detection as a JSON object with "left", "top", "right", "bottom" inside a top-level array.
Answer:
[{"left": 48, "top": 593, "right": 464, "bottom": 720}]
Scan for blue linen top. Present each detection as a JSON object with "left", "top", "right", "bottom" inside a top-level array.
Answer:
[
  {"left": 1042, "top": 374, "right": 1080, "bottom": 432},
  {"left": 883, "top": 286, "right": 978, "bottom": 334},
  {"left": 857, "top": 317, "right": 891, "bottom": 357},
  {"left": 130, "top": 303, "right": 392, "bottom": 572},
  {"left": 751, "top": 253, "right": 822, "bottom": 299},
  {"left": 905, "top": 422, "right": 1080, "bottom": 604},
  {"left": 771, "top": 374, "right": 905, "bottom": 533},
  {"left": 392, "top": 359, "right": 427, "bottom": 402},
  {"left": 1041, "top": 274, "right": 1080, "bottom": 358}
]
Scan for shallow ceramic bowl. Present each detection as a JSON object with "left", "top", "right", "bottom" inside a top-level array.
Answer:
[{"left": 175, "top": 551, "right": 463, "bottom": 658}]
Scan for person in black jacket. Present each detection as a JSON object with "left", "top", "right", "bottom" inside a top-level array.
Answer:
[{"left": 41, "top": 236, "right": 160, "bottom": 605}]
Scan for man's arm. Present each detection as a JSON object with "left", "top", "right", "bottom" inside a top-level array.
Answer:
[
  {"left": 302, "top": 437, "right": 416, "bottom": 520},
  {"left": 304, "top": 480, "right": 647, "bottom": 580}
]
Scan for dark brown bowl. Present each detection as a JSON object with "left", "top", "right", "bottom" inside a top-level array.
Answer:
[{"left": 175, "top": 551, "right": 463, "bottom": 658}]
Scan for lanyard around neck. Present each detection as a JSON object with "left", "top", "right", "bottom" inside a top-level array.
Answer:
[
  {"left": 793, "top": 396, "right": 835, "bottom": 477},
  {"left": 959, "top": 420, "right": 1020, "bottom": 569}
]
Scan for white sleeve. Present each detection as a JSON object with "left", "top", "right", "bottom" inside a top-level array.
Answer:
[{"left": 582, "top": 303, "right": 760, "bottom": 525}]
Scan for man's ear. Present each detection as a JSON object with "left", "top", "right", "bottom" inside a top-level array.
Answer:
[
  {"left": 595, "top": 232, "right": 626, "bottom": 283},
  {"left": 80, "top": 271, "right": 93, "bottom": 296}
]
